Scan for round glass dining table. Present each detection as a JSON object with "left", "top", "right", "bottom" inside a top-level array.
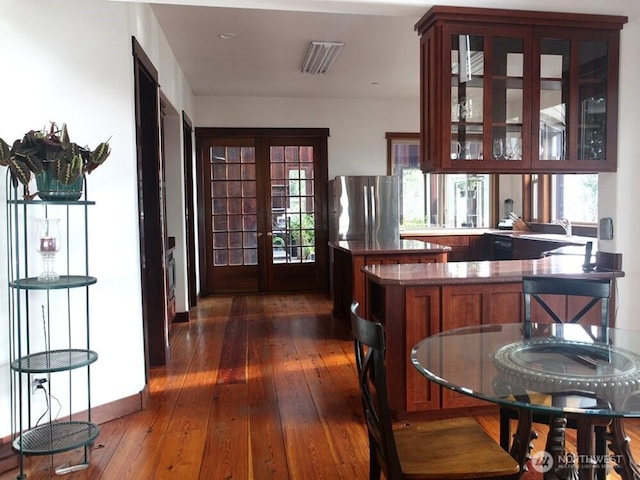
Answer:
[{"left": 411, "top": 322, "right": 640, "bottom": 480}]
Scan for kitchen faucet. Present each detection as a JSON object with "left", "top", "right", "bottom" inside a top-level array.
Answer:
[{"left": 554, "top": 218, "right": 572, "bottom": 236}]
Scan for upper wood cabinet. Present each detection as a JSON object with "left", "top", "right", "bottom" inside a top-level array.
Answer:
[{"left": 415, "top": 7, "right": 627, "bottom": 174}]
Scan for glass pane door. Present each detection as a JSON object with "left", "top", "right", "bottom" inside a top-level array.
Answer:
[
  {"left": 451, "top": 34, "right": 484, "bottom": 161},
  {"left": 269, "top": 145, "right": 316, "bottom": 265},
  {"left": 265, "top": 138, "right": 323, "bottom": 292},
  {"left": 539, "top": 38, "right": 570, "bottom": 161},
  {"left": 211, "top": 145, "right": 257, "bottom": 267},
  {"left": 449, "top": 28, "right": 528, "bottom": 168},
  {"left": 491, "top": 36, "right": 524, "bottom": 163},
  {"left": 578, "top": 41, "right": 608, "bottom": 160}
]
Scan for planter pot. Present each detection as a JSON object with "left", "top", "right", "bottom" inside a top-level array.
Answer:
[{"left": 35, "top": 170, "right": 84, "bottom": 201}]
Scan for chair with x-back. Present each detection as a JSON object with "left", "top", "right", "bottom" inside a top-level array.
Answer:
[
  {"left": 499, "top": 275, "right": 613, "bottom": 479},
  {"left": 521, "top": 275, "right": 612, "bottom": 339},
  {"left": 350, "top": 302, "right": 520, "bottom": 480}
]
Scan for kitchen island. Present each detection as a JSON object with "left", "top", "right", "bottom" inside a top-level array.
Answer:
[
  {"left": 330, "top": 239, "right": 450, "bottom": 318},
  {"left": 362, "top": 256, "right": 624, "bottom": 418}
]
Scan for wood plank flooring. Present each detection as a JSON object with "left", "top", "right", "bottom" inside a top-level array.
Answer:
[{"left": 1, "top": 292, "right": 639, "bottom": 479}]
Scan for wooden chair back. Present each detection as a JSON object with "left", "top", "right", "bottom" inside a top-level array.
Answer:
[
  {"left": 523, "top": 276, "right": 612, "bottom": 338},
  {"left": 350, "top": 301, "right": 402, "bottom": 480},
  {"left": 516, "top": 275, "right": 613, "bottom": 479}
]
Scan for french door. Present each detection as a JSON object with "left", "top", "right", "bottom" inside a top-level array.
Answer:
[{"left": 196, "top": 128, "right": 329, "bottom": 294}]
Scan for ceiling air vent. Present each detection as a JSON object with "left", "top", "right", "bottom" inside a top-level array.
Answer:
[{"left": 301, "top": 41, "right": 344, "bottom": 74}]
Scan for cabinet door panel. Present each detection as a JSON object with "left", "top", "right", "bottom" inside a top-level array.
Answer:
[
  {"left": 489, "top": 36, "right": 528, "bottom": 166},
  {"left": 441, "top": 285, "right": 485, "bottom": 408},
  {"left": 405, "top": 287, "right": 441, "bottom": 412},
  {"left": 441, "top": 24, "right": 533, "bottom": 172},
  {"left": 441, "top": 283, "right": 522, "bottom": 408},
  {"left": 537, "top": 37, "right": 570, "bottom": 163},
  {"left": 442, "top": 283, "right": 524, "bottom": 327},
  {"left": 531, "top": 27, "right": 620, "bottom": 172},
  {"left": 485, "top": 284, "right": 525, "bottom": 324}
]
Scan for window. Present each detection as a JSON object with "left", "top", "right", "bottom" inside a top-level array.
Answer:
[
  {"left": 552, "top": 174, "right": 598, "bottom": 223},
  {"left": 387, "top": 133, "right": 492, "bottom": 228},
  {"left": 528, "top": 173, "right": 598, "bottom": 224}
]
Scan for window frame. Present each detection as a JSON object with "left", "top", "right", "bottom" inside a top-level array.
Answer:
[{"left": 523, "top": 173, "right": 599, "bottom": 227}]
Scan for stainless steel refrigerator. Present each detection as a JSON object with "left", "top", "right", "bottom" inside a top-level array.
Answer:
[{"left": 328, "top": 175, "right": 400, "bottom": 245}]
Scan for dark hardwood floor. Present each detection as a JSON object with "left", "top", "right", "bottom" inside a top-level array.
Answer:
[{"left": 1, "top": 292, "right": 639, "bottom": 479}]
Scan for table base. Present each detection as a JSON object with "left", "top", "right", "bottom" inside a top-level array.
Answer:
[
  {"left": 509, "top": 412, "right": 640, "bottom": 480},
  {"left": 607, "top": 417, "right": 640, "bottom": 480}
]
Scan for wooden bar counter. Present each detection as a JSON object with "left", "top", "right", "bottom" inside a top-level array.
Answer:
[
  {"left": 362, "top": 256, "right": 625, "bottom": 418},
  {"left": 329, "top": 239, "right": 451, "bottom": 318}
]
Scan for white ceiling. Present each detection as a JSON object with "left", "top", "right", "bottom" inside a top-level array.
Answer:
[
  {"left": 134, "top": 0, "right": 632, "bottom": 100},
  {"left": 150, "top": 1, "right": 429, "bottom": 99}
]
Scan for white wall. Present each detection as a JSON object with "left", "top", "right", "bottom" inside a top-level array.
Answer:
[
  {"left": 604, "top": 4, "right": 640, "bottom": 330},
  {"left": 194, "top": 96, "right": 418, "bottom": 179},
  {"left": 0, "top": 0, "right": 194, "bottom": 439},
  {"left": 163, "top": 109, "right": 190, "bottom": 313}
]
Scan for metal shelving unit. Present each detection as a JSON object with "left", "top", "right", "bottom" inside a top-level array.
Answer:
[{"left": 5, "top": 175, "right": 99, "bottom": 478}]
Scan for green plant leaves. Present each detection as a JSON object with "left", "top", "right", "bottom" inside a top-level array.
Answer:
[
  {"left": 8, "top": 158, "right": 32, "bottom": 186},
  {"left": 52, "top": 153, "right": 83, "bottom": 185},
  {"left": 18, "top": 148, "right": 44, "bottom": 174},
  {"left": 59, "top": 123, "right": 71, "bottom": 150},
  {"left": 87, "top": 141, "right": 111, "bottom": 174},
  {"left": 1, "top": 122, "right": 111, "bottom": 191},
  {"left": 0, "top": 138, "right": 11, "bottom": 166}
]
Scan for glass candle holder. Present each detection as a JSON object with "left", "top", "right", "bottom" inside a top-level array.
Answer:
[{"left": 34, "top": 218, "right": 61, "bottom": 281}]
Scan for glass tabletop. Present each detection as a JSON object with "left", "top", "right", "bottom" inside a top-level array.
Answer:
[{"left": 411, "top": 323, "right": 640, "bottom": 417}]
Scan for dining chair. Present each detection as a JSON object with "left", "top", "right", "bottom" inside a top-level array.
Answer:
[
  {"left": 350, "top": 302, "right": 520, "bottom": 480},
  {"left": 499, "top": 276, "right": 613, "bottom": 479}
]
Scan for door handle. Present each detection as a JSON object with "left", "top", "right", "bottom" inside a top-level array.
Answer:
[
  {"left": 266, "top": 232, "right": 273, "bottom": 237},
  {"left": 257, "top": 232, "right": 264, "bottom": 237}
]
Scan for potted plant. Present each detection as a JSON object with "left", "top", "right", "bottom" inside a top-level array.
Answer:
[{"left": 0, "top": 122, "right": 111, "bottom": 200}]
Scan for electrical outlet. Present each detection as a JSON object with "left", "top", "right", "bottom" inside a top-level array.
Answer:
[{"left": 31, "top": 377, "right": 46, "bottom": 394}]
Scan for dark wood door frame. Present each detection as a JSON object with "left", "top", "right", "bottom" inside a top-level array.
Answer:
[
  {"left": 132, "top": 37, "right": 169, "bottom": 368},
  {"left": 182, "top": 111, "right": 197, "bottom": 310}
]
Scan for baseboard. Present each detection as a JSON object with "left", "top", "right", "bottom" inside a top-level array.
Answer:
[
  {"left": 0, "top": 386, "right": 148, "bottom": 474},
  {"left": 173, "top": 311, "right": 190, "bottom": 323},
  {"left": 88, "top": 386, "right": 148, "bottom": 425},
  {"left": 0, "top": 441, "right": 18, "bottom": 476}
]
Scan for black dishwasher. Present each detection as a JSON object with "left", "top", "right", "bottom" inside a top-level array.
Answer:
[{"left": 491, "top": 236, "right": 513, "bottom": 260}]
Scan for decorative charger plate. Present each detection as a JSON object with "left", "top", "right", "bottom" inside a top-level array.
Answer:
[{"left": 492, "top": 338, "right": 640, "bottom": 396}]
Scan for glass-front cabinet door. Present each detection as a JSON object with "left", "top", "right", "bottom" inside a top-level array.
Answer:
[
  {"left": 443, "top": 25, "right": 531, "bottom": 171},
  {"left": 532, "top": 28, "right": 620, "bottom": 171},
  {"left": 490, "top": 35, "right": 528, "bottom": 166},
  {"left": 449, "top": 32, "right": 484, "bottom": 164}
]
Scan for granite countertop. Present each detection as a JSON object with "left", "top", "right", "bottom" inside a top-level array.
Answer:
[
  {"left": 401, "top": 228, "right": 497, "bottom": 236},
  {"left": 362, "top": 255, "right": 624, "bottom": 286},
  {"left": 487, "top": 231, "right": 593, "bottom": 245},
  {"left": 329, "top": 239, "right": 451, "bottom": 255},
  {"left": 402, "top": 228, "right": 594, "bottom": 245}
]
